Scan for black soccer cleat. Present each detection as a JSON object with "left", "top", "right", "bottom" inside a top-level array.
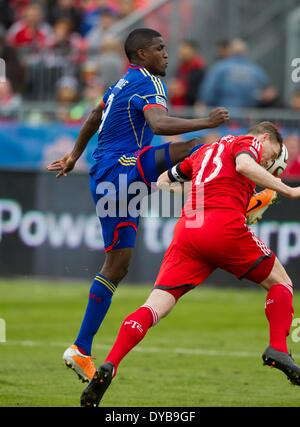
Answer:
[
  {"left": 80, "top": 362, "right": 114, "bottom": 407},
  {"left": 262, "top": 346, "right": 300, "bottom": 386}
]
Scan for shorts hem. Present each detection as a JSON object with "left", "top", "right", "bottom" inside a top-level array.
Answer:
[
  {"left": 239, "top": 253, "right": 275, "bottom": 283},
  {"left": 104, "top": 221, "right": 138, "bottom": 252}
]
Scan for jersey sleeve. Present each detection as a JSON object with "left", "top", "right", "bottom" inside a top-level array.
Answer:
[
  {"left": 131, "top": 76, "right": 168, "bottom": 112},
  {"left": 99, "top": 86, "right": 113, "bottom": 108},
  {"left": 167, "top": 157, "right": 193, "bottom": 183},
  {"left": 232, "top": 136, "right": 263, "bottom": 164}
]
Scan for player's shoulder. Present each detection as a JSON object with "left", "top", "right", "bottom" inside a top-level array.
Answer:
[
  {"left": 221, "top": 134, "right": 257, "bottom": 146},
  {"left": 233, "top": 134, "right": 261, "bottom": 149},
  {"left": 136, "top": 67, "right": 167, "bottom": 97}
]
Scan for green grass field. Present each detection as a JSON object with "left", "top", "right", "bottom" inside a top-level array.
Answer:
[{"left": 0, "top": 279, "right": 299, "bottom": 407}]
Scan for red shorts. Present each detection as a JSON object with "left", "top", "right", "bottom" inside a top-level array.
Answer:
[{"left": 154, "top": 209, "right": 275, "bottom": 299}]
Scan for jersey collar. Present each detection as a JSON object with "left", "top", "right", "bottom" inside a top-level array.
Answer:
[{"left": 128, "top": 64, "right": 143, "bottom": 70}]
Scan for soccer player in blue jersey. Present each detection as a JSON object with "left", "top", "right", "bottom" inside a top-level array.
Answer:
[{"left": 47, "top": 28, "right": 229, "bottom": 382}]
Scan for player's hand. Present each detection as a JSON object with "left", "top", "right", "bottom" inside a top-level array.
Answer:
[
  {"left": 47, "top": 153, "right": 77, "bottom": 178},
  {"left": 207, "top": 107, "right": 229, "bottom": 128}
]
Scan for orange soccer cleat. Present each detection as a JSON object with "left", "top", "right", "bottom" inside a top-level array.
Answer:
[
  {"left": 63, "top": 344, "right": 96, "bottom": 383},
  {"left": 246, "top": 188, "right": 278, "bottom": 225}
]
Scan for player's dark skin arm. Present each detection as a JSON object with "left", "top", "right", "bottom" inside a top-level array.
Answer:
[
  {"left": 144, "top": 106, "right": 229, "bottom": 135},
  {"left": 47, "top": 104, "right": 103, "bottom": 177},
  {"left": 144, "top": 106, "right": 229, "bottom": 164}
]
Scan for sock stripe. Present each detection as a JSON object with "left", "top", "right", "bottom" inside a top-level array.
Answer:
[
  {"left": 142, "top": 304, "right": 159, "bottom": 325},
  {"left": 95, "top": 275, "right": 116, "bottom": 291},
  {"left": 96, "top": 275, "right": 116, "bottom": 289},
  {"left": 94, "top": 277, "right": 114, "bottom": 293},
  {"left": 95, "top": 276, "right": 116, "bottom": 294}
]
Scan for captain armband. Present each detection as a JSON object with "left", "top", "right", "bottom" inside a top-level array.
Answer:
[{"left": 167, "top": 164, "right": 190, "bottom": 183}]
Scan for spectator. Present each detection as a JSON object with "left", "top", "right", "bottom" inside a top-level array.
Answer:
[
  {"left": 215, "top": 40, "right": 231, "bottom": 61},
  {"left": 7, "top": 0, "right": 31, "bottom": 20},
  {"left": 0, "top": 79, "right": 21, "bottom": 120},
  {"left": 257, "top": 85, "right": 280, "bottom": 108},
  {"left": 46, "top": 0, "right": 83, "bottom": 35},
  {"left": 0, "top": 24, "right": 24, "bottom": 93},
  {"left": 81, "top": 60, "right": 99, "bottom": 86},
  {"left": 167, "top": 77, "right": 187, "bottom": 108},
  {"left": 86, "top": 7, "right": 119, "bottom": 55},
  {"left": 55, "top": 75, "right": 80, "bottom": 122},
  {"left": 290, "top": 89, "right": 300, "bottom": 111},
  {"left": 7, "top": 3, "right": 53, "bottom": 53},
  {"left": 45, "top": 0, "right": 81, "bottom": 34},
  {"left": 7, "top": 2, "right": 52, "bottom": 100},
  {"left": 198, "top": 39, "right": 277, "bottom": 108},
  {"left": 70, "top": 78, "right": 104, "bottom": 121},
  {"left": 281, "top": 134, "right": 300, "bottom": 180},
  {"left": 93, "top": 35, "right": 124, "bottom": 89},
  {"left": 23, "top": 17, "right": 86, "bottom": 101},
  {"left": 49, "top": 17, "right": 86, "bottom": 65},
  {"left": 81, "top": 0, "right": 117, "bottom": 36},
  {"left": 174, "top": 39, "right": 205, "bottom": 106}
]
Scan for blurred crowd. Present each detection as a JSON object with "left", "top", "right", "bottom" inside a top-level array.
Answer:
[
  {"left": 171, "top": 38, "right": 300, "bottom": 111},
  {"left": 0, "top": 0, "right": 150, "bottom": 121},
  {"left": 0, "top": 0, "right": 300, "bottom": 178},
  {"left": 1, "top": 1, "right": 300, "bottom": 117}
]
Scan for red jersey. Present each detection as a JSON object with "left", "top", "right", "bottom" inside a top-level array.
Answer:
[
  {"left": 178, "top": 135, "right": 262, "bottom": 216},
  {"left": 7, "top": 21, "right": 52, "bottom": 49}
]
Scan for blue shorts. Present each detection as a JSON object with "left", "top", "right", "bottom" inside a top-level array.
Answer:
[{"left": 89, "top": 143, "right": 173, "bottom": 252}]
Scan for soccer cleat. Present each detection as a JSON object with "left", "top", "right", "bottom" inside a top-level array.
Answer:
[
  {"left": 246, "top": 189, "right": 278, "bottom": 225},
  {"left": 80, "top": 362, "right": 114, "bottom": 407},
  {"left": 63, "top": 344, "right": 96, "bottom": 383},
  {"left": 262, "top": 346, "right": 300, "bottom": 385}
]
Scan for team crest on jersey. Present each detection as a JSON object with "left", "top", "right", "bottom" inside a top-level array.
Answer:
[{"left": 155, "top": 95, "right": 167, "bottom": 108}]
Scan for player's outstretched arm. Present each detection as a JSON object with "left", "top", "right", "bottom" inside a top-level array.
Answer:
[
  {"left": 236, "top": 154, "right": 300, "bottom": 199},
  {"left": 144, "top": 106, "right": 229, "bottom": 136},
  {"left": 47, "top": 104, "right": 103, "bottom": 178},
  {"left": 157, "top": 168, "right": 191, "bottom": 194}
]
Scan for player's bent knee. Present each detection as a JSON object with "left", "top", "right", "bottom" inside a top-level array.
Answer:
[
  {"left": 143, "top": 289, "right": 176, "bottom": 322},
  {"left": 261, "top": 257, "right": 292, "bottom": 290},
  {"left": 101, "top": 249, "right": 132, "bottom": 283}
]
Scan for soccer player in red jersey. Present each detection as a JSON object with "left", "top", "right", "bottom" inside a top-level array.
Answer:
[{"left": 81, "top": 121, "right": 300, "bottom": 406}]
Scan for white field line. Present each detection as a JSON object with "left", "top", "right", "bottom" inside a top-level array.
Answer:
[{"left": 3, "top": 339, "right": 300, "bottom": 359}]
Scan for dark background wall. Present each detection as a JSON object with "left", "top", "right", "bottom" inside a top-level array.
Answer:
[{"left": 0, "top": 170, "right": 299, "bottom": 287}]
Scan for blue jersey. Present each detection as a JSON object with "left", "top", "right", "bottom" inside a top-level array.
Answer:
[{"left": 92, "top": 64, "right": 168, "bottom": 163}]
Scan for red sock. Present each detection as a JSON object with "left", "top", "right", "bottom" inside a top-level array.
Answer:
[
  {"left": 105, "top": 305, "right": 158, "bottom": 375},
  {"left": 265, "top": 283, "right": 294, "bottom": 353}
]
